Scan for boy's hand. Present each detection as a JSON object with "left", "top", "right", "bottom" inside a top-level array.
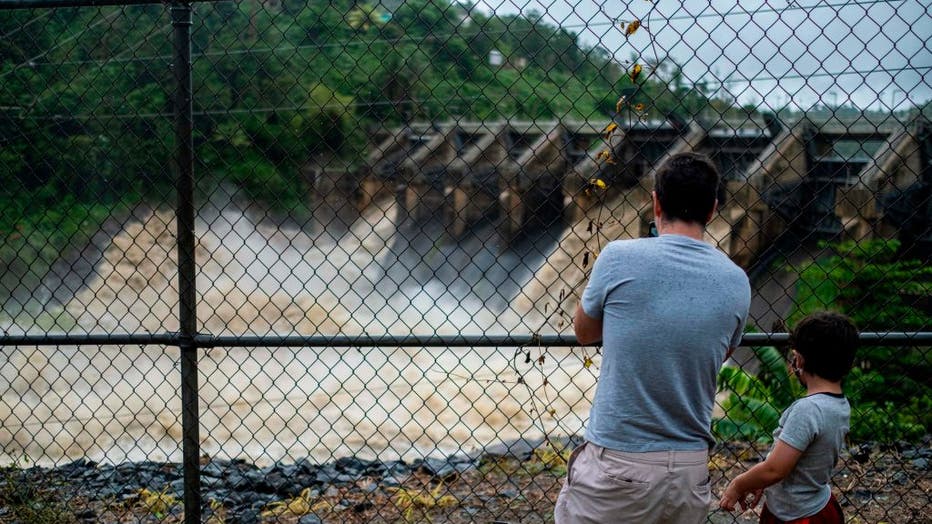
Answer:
[
  {"left": 718, "top": 483, "right": 742, "bottom": 511},
  {"left": 719, "top": 485, "right": 763, "bottom": 512},
  {"left": 744, "top": 488, "right": 764, "bottom": 510}
]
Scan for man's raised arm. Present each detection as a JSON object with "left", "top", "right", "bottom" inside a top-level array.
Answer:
[{"left": 574, "top": 303, "right": 603, "bottom": 345}]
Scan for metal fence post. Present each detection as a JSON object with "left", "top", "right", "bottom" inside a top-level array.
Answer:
[{"left": 171, "top": 2, "right": 200, "bottom": 522}]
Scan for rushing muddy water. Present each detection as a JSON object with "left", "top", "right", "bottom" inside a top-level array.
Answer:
[
  {"left": 0, "top": 189, "right": 768, "bottom": 467},
  {"left": 0, "top": 195, "right": 601, "bottom": 466}
]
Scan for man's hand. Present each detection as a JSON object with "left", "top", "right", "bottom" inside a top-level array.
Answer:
[{"left": 574, "top": 303, "right": 603, "bottom": 345}]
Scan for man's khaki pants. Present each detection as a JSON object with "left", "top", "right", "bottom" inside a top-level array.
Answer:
[{"left": 554, "top": 442, "right": 711, "bottom": 524}]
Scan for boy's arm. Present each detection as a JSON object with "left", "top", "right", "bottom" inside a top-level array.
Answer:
[{"left": 719, "top": 440, "right": 804, "bottom": 511}]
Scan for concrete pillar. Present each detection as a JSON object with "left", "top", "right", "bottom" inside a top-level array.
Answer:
[
  {"left": 835, "top": 186, "right": 879, "bottom": 241},
  {"left": 404, "top": 183, "right": 429, "bottom": 221},
  {"left": 499, "top": 186, "right": 524, "bottom": 241},
  {"left": 358, "top": 176, "right": 392, "bottom": 212},
  {"left": 847, "top": 125, "right": 923, "bottom": 241},
  {"left": 448, "top": 186, "right": 470, "bottom": 238}
]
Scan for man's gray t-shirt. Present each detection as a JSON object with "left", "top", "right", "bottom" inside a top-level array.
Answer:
[
  {"left": 580, "top": 234, "right": 750, "bottom": 452},
  {"left": 764, "top": 393, "right": 850, "bottom": 520}
]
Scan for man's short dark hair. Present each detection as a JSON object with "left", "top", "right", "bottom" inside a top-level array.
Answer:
[
  {"left": 790, "top": 311, "right": 859, "bottom": 382},
  {"left": 654, "top": 152, "right": 720, "bottom": 224}
]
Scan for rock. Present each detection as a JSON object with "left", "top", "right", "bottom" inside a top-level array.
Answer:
[
  {"left": 169, "top": 479, "right": 185, "bottom": 495},
  {"left": 482, "top": 437, "right": 546, "bottom": 459},
  {"left": 325, "top": 486, "right": 340, "bottom": 498},
  {"left": 297, "top": 515, "right": 323, "bottom": 524},
  {"left": 415, "top": 456, "right": 475, "bottom": 481},
  {"left": 315, "top": 465, "right": 341, "bottom": 484},
  {"left": 226, "top": 472, "right": 250, "bottom": 489},
  {"left": 382, "top": 460, "right": 409, "bottom": 475},
  {"left": 266, "top": 472, "right": 292, "bottom": 494},
  {"left": 115, "top": 463, "right": 137, "bottom": 474},
  {"left": 911, "top": 457, "right": 928, "bottom": 470},
  {"left": 892, "top": 471, "right": 909, "bottom": 485},
  {"left": 98, "top": 487, "right": 122, "bottom": 499},
  {"left": 416, "top": 457, "right": 454, "bottom": 479},
  {"left": 363, "top": 462, "right": 387, "bottom": 476},
  {"left": 353, "top": 501, "right": 374, "bottom": 513},
  {"left": 294, "top": 458, "right": 318, "bottom": 475},
  {"left": 335, "top": 456, "right": 370, "bottom": 473},
  {"left": 382, "top": 475, "right": 404, "bottom": 487},
  {"left": 202, "top": 462, "right": 226, "bottom": 478},
  {"left": 228, "top": 508, "right": 260, "bottom": 524},
  {"left": 75, "top": 508, "right": 96, "bottom": 521},
  {"left": 202, "top": 487, "right": 230, "bottom": 501},
  {"left": 201, "top": 475, "right": 224, "bottom": 488},
  {"left": 243, "top": 470, "right": 272, "bottom": 492},
  {"left": 849, "top": 444, "right": 872, "bottom": 464},
  {"left": 500, "top": 488, "right": 519, "bottom": 499},
  {"left": 61, "top": 458, "right": 95, "bottom": 475}
]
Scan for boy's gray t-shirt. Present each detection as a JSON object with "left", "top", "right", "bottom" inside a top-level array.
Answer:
[
  {"left": 580, "top": 234, "right": 751, "bottom": 452},
  {"left": 764, "top": 394, "right": 851, "bottom": 520}
]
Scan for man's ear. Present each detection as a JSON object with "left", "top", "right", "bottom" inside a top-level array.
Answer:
[
  {"left": 705, "top": 198, "right": 718, "bottom": 225},
  {"left": 652, "top": 191, "right": 661, "bottom": 219}
]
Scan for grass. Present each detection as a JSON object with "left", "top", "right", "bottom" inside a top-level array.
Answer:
[
  {"left": 0, "top": 464, "right": 75, "bottom": 524},
  {"left": 261, "top": 487, "right": 329, "bottom": 519},
  {"left": 133, "top": 487, "right": 178, "bottom": 519},
  {"left": 786, "top": 258, "right": 842, "bottom": 325},
  {"left": 391, "top": 483, "right": 459, "bottom": 522}
]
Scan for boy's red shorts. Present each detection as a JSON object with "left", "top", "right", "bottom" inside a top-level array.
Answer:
[{"left": 760, "top": 494, "right": 844, "bottom": 524}]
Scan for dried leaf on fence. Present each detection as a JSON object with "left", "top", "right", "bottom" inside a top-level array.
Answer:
[{"left": 630, "top": 63, "right": 643, "bottom": 83}]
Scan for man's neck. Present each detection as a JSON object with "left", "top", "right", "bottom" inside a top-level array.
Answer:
[{"left": 658, "top": 219, "right": 705, "bottom": 241}]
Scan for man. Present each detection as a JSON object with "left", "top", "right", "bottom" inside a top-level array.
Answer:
[{"left": 554, "top": 152, "right": 751, "bottom": 524}]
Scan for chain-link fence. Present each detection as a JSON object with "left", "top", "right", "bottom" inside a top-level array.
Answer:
[{"left": 1, "top": 0, "right": 930, "bottom": 522}]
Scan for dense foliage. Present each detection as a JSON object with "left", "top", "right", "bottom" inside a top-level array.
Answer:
[
  {"left": 792, "top": 240, "right": 931, "bottom": 442},
  {"left": 1, "top": 0, "right": 721, "bottom": 294},
  {"left": 714, "top": 344, "right": 803, "bottom": 442},
  {"left": 717, "top": 240, "right": 930, "bottom": 443}
]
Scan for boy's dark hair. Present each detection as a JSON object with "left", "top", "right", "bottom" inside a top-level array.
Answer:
[
  {"left": 790, "top": 311, "right": 859, "bottom": 382},
  {"left": 654, "top": 152, "right": 720, "bottom": 224}
]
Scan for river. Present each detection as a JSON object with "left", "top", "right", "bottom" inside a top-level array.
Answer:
[
  {"left": 0, "top": 189, "right": 793, "bottom": 467},
  {"left": 0, "top": 194, "right": 598, "bottom": 466}
]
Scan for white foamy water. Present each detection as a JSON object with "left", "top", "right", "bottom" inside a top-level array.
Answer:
[
  {"left": 0, "top": 185, "right": 751, "bottom": 467},
  {"left": 1, "top": 196, "right": 612, "bottom": 466}
]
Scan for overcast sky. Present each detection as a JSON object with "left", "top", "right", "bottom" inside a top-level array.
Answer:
[{"left": 467, "top": 0, "right": 932, "bottom": 111}]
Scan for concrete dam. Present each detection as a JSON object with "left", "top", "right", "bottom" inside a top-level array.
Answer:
[{"left": 313, "top": 113, "right": 931, "bottom": 267}]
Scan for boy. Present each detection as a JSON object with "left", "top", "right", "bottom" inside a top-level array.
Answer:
[{"left": 719, "top": 311, "right": 859, "bottom": 523}]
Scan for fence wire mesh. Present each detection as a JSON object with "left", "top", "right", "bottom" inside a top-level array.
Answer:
[{"left": 1, "top": 0, "right": 930, "bottom": 522}]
